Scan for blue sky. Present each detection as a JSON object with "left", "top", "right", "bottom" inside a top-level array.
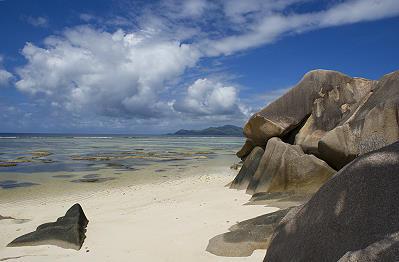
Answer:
[{"left": 0, "top": 0, "right": 398, "bottom": 134}]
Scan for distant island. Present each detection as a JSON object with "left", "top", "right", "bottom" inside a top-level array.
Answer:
[{"left": 170, "top": 125, "right": 243, "bottom": 136}]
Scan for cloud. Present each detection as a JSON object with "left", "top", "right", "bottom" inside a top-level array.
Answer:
[
  {"left": 202, "top": 0, "right": 399, "bottom": 56},
  {"left": 0, "top": 56, "right": 13, "bottom": 87},
  {"left": 10, "top": 0, "right": 399, "bottom": 131},
  {"left": 0, "top": 69, "right": 12, "bottom": 86},
  {"left": 173, "top": 78, "right": 246, "bottom": 117},
  {"left": 16, "top": 26, "right": 200, "bottom": 118},
  {"left": 24, "top": 16, "right": 49, "bottom": 27}
]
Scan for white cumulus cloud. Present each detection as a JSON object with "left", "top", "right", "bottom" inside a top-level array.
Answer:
[
  {"left": 173, "top": 78, "right": 245, "bottom": 116},
  {"left": 16, "top": 26, "right": 200, "bottom": 118}
]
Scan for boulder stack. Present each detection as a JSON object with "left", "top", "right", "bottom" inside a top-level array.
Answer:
[
  {"left": 246, "top": 137, "right": 335, "bottom": 195},
  {"left": 231, "top": 69, "right": 399, "bottom": 195},
  {"left": 243, "top": 70, "right": 374, "bottom": 147}
]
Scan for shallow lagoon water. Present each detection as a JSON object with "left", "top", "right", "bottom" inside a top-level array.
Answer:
[{"left": 0, "top": 135, "right": 243, "bottom": 202}]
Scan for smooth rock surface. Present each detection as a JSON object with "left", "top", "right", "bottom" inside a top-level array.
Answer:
[
  {"left": 246, "top": 138, "right": 335, "bottom": 195},
  {"left": 8, "top": 203, "right": 88, "bottom": 250},
  {"left": 230, "top": 147, "right": 264, "bottom": 190},
  {"left": 264, "top": 141, "right": 399, "bottom": 262},
  {"left": 206, "top": 208, "right": 292, "bottom": 257},
  {"left": 243, "top": 70, "right": 371, "bottom": 146}
]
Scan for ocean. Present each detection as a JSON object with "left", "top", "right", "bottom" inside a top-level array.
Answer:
[{"left": 0, "top": 134, "right": 243, "bottom": 201}]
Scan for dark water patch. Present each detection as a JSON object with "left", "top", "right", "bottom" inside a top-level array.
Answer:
[
  {"left": 0, "top": 161, "right": 95, "bottom": 173},
  {"left": 52, "top": 174, "right": 75, "bottom": 178},
  {"left": 106, "top": 162, "right": 125, "bottom": 168},
  {"left": 128, "top": 167, "right": 140, "bottom": 171},
  {"left": 168, "top": 164, "right": 186, "bottom": 167},
  {"left": 157, "top": 158, "right": 186, "bottom": 162},
  {"left": 82, "top": 174, "right": 100, "bottom": 179},
  {"left": 70, "top": 177, "right": 116, "bottom": 183},
  {"left": 40, "top": 159, "right": 54, "bottom": 163},
  {"left": 155, "top": 169, "right": 167, "bottom": 172},
  {"left": 0, "top": 180, "right": 39, "bottom": 189}
]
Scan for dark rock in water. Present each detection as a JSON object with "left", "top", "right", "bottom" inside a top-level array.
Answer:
[
  {"left": 264, "top": 141, "right": 399, "bottom": 262},
  {"left": 206, "top": 208, "right": 292, "bottom": 257},
  {"left": 0, "top": 180, "right": 39, "bottom": 189},
  {"left": 229, "top": 147, "right": 264, "bottom": 190},
  {"left": 246, "top": 137, "right": 335, "bottom": 195},
  {"left": 8, "top": 203, "right": 89, "bottom": 250}
]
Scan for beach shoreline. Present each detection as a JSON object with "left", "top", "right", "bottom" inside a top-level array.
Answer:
[{"left": 0, "top": 167, "right": 277, "bottom": 261}]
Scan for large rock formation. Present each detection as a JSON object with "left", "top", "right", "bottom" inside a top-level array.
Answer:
[
  {"left": 264, "top": 141, "right": 399, "bottom": 262},
  {"left": 246, "top": 138, "right": 335, "bottom": 195},
  {"left": 229, "top": 146, "right": 264, "bottom": 190},
  {"left": 243, "top": 70, "right": 373, "bottom": 146},
  {"left": 319, "top": 70, "right": 399, "bottom": 169},
  {"left": 8, "top": 204, "right": 89, "bottom": 250},
  {"left": 294, "top": 76, "right": 374, "bottom": 156}
]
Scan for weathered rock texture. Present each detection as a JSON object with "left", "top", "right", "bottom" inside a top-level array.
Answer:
[
  {"left": 206, "top": 208, "right": 292, "bottom": 257},
  {"left": 264, "top": 141, "right": 399, "bottom": 262},
  {"left": 246, "top": 138, "right": 335, "bottom": 195},
  {"left": 243, "top": 70, "right": 374, "bottom": 146},
  {"left": 294, "top": 76, "right": 374, "bottom": 155},
  {"left": 229, "top": 147, "right": 264, "bottom": 190},
  {"left": 319, "top": 70, "right": 399, "bottom": 169},
  {"left": 8, "top": 203, "right": 88, "bottom": 250}
]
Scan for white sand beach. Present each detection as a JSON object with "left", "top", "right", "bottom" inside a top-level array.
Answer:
[{"left": 0, "top": 169, "right": 277, "bottom": 261}]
